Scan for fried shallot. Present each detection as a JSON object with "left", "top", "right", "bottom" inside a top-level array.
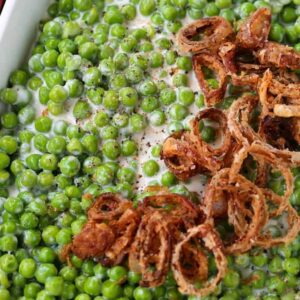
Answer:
[
  {"left": 172, "top": 224, "right": 227, "bottom": 297},
  {"left": 177, "top": 16, "right": 234, "bottom": 54}
]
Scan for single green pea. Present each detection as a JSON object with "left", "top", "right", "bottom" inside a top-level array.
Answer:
[
  {"left": 139, "top": 0, "right": 156, "bottom": 16},
  {"left": 102, "top": 140, "right": 121, "bottom": 160},
  {"left": 59, "top": 156, "right": 80, "bottom": 177},
  {"left": 133, "top": 287, "right": 153, "bottom": 300},
  {"left": 93, "top": 165, "right": 114, "bottom": 185},
  {"left": 223, "top": 270, "right": 240, "bottom": 289},
  {"left": 0, "top": 136, "right": 18, "bottom": 154},
  {"left": 142, "top": 160, "right": 160, "bottom": 177},
  {"left": 102, "top": 280, "right": 123, "bottom": 299},
  {"left": 283, "top": 257, "right": 300, "bottom": 275}
]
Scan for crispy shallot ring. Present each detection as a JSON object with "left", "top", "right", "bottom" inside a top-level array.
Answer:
[
  {"left": 256, "top": 200, "right": 300, "bottom": 248},
  {"left": 129, "top": 212, "right": 171, "bottom": 287},
  {"left": 229, "top": 144, "right": 294, "bottom": 205},
  {"left": 172, "top": 223, "right": 227, "bottom": 297},
  {"left": 179, "top": 243, "right": 209, "bottom": 282},
  {"left": 257, "top": 70, "right": 284, "bottom": 117},
  {"left": 67, "top": 222, "right": 115, "bottom": 260},
  {"left": 189, "top": 108, "right": 232, "bottom": 157},
  {"left": 102, "top": 209, "right": 140, "bottom": 266},
  {"left": 218, "top": 42, "right": 237, "bottom": 74},
  {"left": 141, "top": 193, "right": 199, "bottom": 220},
  {"left": 259, "top": 115, "right": 299, "bottom": 151},
  {"left": 228, "top": 94, "right": 260, "bottom": 146},
  {"left": 204, "top": 168, "right": 267, "bottom": 254},
  {"left": 161, "top": 131, "right": 200, "bottom": 181},
  {"left": 88, "top": 193, "right": 133, "bottom": 222},
  {"left": 269, "top": 77, "right": 300, "bottom": 100},
  {"left": 192, "top": 54, "right": 228, "bottom": 106},
  {"left": 236, "top": 8, "right": 271, "bottom": 49},
  {"left": 274, "top": 104, "right": 300, "bottom": 117},
  {"left": 256, "top": 41, "right": 300, "bottom": 70},
  {"left": 177, "top": 17, "right": 234, "bottom": 54}
]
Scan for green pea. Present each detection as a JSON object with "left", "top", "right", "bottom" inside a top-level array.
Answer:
[
  {"left": 129, "top": 114, "right": 147, "bottom": 133},
  {"left": 223, "top": 270, "right": 240, "bottom": 288},
  {"left": 252, "top": 252, "right": 268, "bottom": 267},
  {"left": 201, "top": 126, "right": 216, "bottom": 143},
  {"left": 139, "top": 0, "right": 156, "bottom": 16},
  {"left": 283, "top": 257, "right": 300, "bottom": 275},
  {"left": 0, "top": 153, "right": 10, "bottom": 170},
  {"left": 240, "top": 2, "right": 256, "bottom": 18},
  {"left": 42, "top": 225, "right": 59, "bottom": 245},
  {"left": 133, "top": 287, "right": 153, "bottom": 300},
  {"left": 102, "top": 140, "right": 121, "bottom": 160},
  {"left": 104, "top": 6, "right": 124, "bottom": 24},
  {"left": 142, "top": 160, "right": 160, "bottom": 177},
  {"left": 177, "top": 56, "right": 192, "bottom": 71},
  {"left": 19, "top": 258, "right": 36, "bottom": 278},
  {"left": 23, "top": 229, "right": 41, "bottom": 247},
  {"left": 59, "top": 156, "right": 81, "bottom": 177},
  {"left": 102, "top": 280, "right": 123, "bottom": 299},
  {"left": 94, "top": 165, "right": 114, "bottom": 185},
  {"left": 173, "top": 73, "right": 188, "bottom": 87},
  {"left": 0, "top": 234, "right": 17, "bottom": 251},
  {"left": 125, "top": 65, "right": 144, "bottom": 84},
  {"left": 122, "top": 4, "right": 137, "bottom": 20},
  {"left": 281, "top": 6, "right": 297, "bottom": 23},
  {"left": 0, "top": 254, "right": 18, "bottom": 273},
  {"left": 0, "top": 88, "right": 17, "bottom": 104},
  {"left": 169, "top": 103, "right": 188, "bottom": 121},
  {"left": 121, "top": 140, "right": 137, "bottom": 157},
  {"left": 1, "top": 112, "right": 18, "bottom": 129},
  {"left": 0, "top": 136, "right": 18, "bottom": 154},
  {"left": 161, "top": 171, "right": 177, "bottom": 187}
]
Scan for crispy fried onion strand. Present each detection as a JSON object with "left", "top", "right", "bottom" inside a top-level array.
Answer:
[
  {"left": 172, "top": 224, "right": 227, "bottom": 297},
  {"left": 160, "top": 131, "right": 201, "bottom": 181},
  {"left": 61, "top": 193, "right": 139, "bottom": 266},
  {"left": 203, "top": 168, "right": 267, "bottom": 254},
  {"left": 192, "top": 54, "right": 227, "bottom": 106},
  {"left": 228, "top": 144, "right": 300, "bottom": 247},
  {"left": 236, "top": 8, "right": 271, "bottom": 49},
  {"left": 177, "top": 16, "right": 234, "bottom": 54},
  {"left": 274, "top": 104, "right": 300, "bottom": 118},
  {"left": 161, "top": 108, "right": 234, "bottom": 180},
  {"left": 227, "top": 94, "right": 260, "bottom": 146},
  {"left": 255, "top": 42, "right": 300, "bottom": 70},
  {"left": 129, "top": 211, "right": 171, "bottom": 287}
]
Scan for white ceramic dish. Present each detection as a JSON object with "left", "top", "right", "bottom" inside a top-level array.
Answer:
[{"left": 0, "top": 0, "right": 50, "bottom": 88}]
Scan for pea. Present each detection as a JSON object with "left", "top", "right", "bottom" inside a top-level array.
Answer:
[
  {"left": 0, "top": 153, "right": 10, "bottom": 170},
  {"left": 269, "top": 23, "right": 285, "bottom": 43},
  {"left": 142, "top": 160, "right": 160, "bottom": 177},
  {"left": 59, "top": 156, "right": 81, "bottom": 177},
  {"left": 0, "top": 254, "right": 18, "bottom": 273},
  {"left": 240, "top": 2, "right": 256, "bottom": 18},
  {"left": 139, "top": 0, "right": 156, "bottom": 16},
  {"left": 19, "top": 258, "right": 36, "bottom": 278},
  {"left": 283, "top": 258, "right": 300, "bottom": 275},
  {"left": 104, "top": 6, "right": 124, "bottom": 24},
  {"left": 161, "top": 5, "right": 177, "bottom": 21},
  {"left": 176, "top": 56, "right": 192, "bottom": 71},
  {"left": 223, "top": 270, "right": 240, "bottom": 288},
  {"left": 0, "top": 136, "right": 18, "bottom": 154},
  {"left": 73, "top": 100, "right": 91, "bottom": 119},
  {"left": 102, "top": 140, "right": 121, "bottom": 160},
  {"left": 281, "top": 6, "right": 297, "bottom": 23},
  {"left": 0, "top": 234, "right": 17, "bottom": 251},
  {"left": 102, "top": 280, "right": 123, "bottom": 299},
  {"left": 169, "top": 103, "right": 188, "bottom": 120},
  {"left": 133, "top": 287, "right": 153, "bottom": 300},
  {"left": 94, "top": 165, "right": 114, "bottom": 185}
]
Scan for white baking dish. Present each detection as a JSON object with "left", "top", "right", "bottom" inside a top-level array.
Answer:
[{"left": 0, "top": 0, "right": 51, "bottom": 88}]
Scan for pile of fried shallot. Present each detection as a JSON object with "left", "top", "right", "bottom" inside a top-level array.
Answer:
[
  {"left": 61, "top": 191, "right": 228, "bottom": 297},
  {"left": 61, "top": 8, "right": 300, "bottom": 298}
]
